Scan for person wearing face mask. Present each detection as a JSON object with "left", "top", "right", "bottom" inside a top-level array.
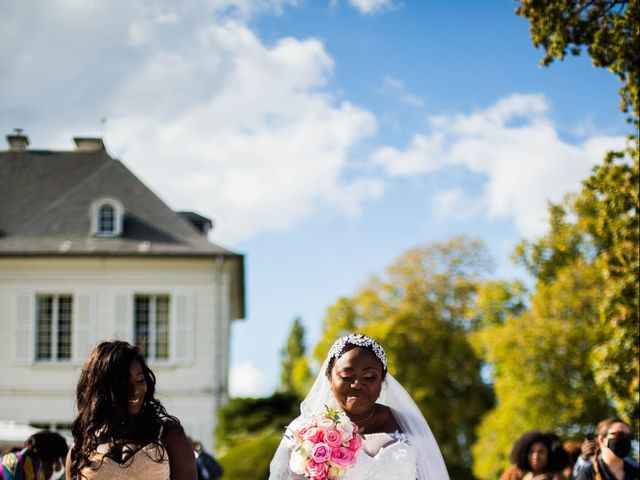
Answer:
[
  {"left": 573, "top": 418, "right": 639, "bottom": 480},
  {"left": 0, "top": 430, "right": 68, "bottom": 480}
]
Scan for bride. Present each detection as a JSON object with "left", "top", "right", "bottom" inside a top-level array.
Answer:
[{"left": 269, "top": 333, "right": 450, "bottom": 479}]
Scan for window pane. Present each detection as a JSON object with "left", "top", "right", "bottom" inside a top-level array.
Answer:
[
  {"left": 135, "top": 296, "right": 150, "bottom": 356},
  {"left": 57, "top": 295, "right": 73, "bottom": 360},
  {"left": 155, "top": 296, "right": 170, "bottom": 360},
  {"left": 98, "top": 204, "right": 115, "bottom": 233},
  {"left": 36, "top": 296, "right": 53, "bottom": 360}
]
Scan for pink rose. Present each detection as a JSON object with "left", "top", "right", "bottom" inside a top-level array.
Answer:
[
  {"left": 306, "top": 460, "right": 329, "bottom": 479},
  {"left": 348, "top": 434, "right": 362, "bottom": 452},
  {"left": 323, "top": 428, "right": 342, "bottom": 448},
  {"left": 317, "top": 415, "right": 335, "bottom": 430},
  {"left": 330, "top": 446, "right": 356, "bottom": 469},
  {"left": 300, "top": 426, "right": 322, "bottom": 443},
  {"left": 336, "top": 422, "right": 353, "bottom": 443},
  {"left": 311, "top": 442, "right": 332, "bottom": 463}
]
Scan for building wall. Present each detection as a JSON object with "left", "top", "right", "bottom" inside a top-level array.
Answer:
[{"left": 0, "top": 256, "right": 234, "bottom": 451}]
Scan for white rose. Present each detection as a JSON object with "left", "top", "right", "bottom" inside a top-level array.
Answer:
[
  {"left": 336, "top": 421, "right": 353, "bottom": 443},
  {"left": 317, "top": 415, "right": 335, "bottom": 429},
  {"left": 289, "top": 451, "right": 307, "bottom": 475},
  {"left": 300, "top": 440, "right": 314, "bottom": 457}
]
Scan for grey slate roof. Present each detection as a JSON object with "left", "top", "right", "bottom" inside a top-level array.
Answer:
[{"left": 0, "top": 147, "right": 239, "bottom": 258}]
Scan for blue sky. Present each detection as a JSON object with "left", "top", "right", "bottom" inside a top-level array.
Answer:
[{"left": 1, "top": 0, "right": 631, "bottom": 396}]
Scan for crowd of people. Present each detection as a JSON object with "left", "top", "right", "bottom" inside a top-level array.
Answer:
[
  {"left": 500, "top": 419, "right": 638, "bottom": 480},
  {"left": 1, "top": 336, "right": 636, "bottom": 479}
]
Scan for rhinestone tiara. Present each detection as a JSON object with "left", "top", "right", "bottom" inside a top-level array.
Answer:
[{"left": 327, "top": 333, "right": 388, "bottom": 370}]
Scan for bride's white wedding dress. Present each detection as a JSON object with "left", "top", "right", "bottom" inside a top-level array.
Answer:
[
  {"left": 269, "top": 338, "right": 449, "bottom": 480},
  {"left": 344, "top": 432, "right": 417, "bottom": 480}
]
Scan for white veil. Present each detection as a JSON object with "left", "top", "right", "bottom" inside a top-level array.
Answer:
[{"left": 269, "top": 353, "right": 450, "bottom": 480}]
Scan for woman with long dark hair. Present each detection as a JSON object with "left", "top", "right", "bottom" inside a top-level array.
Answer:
[
  {"left": 502, "top": 430, "right": 568, "bottom": 480},
  {"left": 65, "top": 341, "right": 196, "bottom": 479}
]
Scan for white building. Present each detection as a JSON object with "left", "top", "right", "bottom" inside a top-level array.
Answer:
[{"left": 0, "top": 130, "right": 245, "bottom": 451}]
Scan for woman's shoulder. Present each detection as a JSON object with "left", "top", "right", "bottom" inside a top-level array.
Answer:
[
  {"left": 160, "top": 419, "right": 186, "bottom": 444},
  {"left": 624, "top": 458, "right": 640, "bottom": 476},
  {"left": 161, "top": 419, "right": 183, "bottom": 433},
  {"left": 573, "top": 461, "right": 596, "bottom": 480}
]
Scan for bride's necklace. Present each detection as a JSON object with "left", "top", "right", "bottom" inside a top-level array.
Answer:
[{"left": 353, "top": 405, "right": 376, "bottom": 425}]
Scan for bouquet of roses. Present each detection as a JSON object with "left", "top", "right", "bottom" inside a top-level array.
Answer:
[{"left": 287, "top": 406, "right": 362, "bottom": 479}]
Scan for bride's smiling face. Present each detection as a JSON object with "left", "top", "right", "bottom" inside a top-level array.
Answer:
[{"left": 329, "top": 347, "right": 384, "bottom": 418}]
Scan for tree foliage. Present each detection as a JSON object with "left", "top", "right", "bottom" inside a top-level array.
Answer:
[
  {"left": 215, "top": 392, "right": 301, "bottom": 479},
  {"left": 470, "top": 279, "right": 527, "bottom": 328},
  {"left": 279, "top": 317, "right": 312, "bottom": 396},
  {"left": 315, "top": 236, "right": 494, "bottom": 478},
  {"left": 516, "top": 0, "right": 639, "bottom": 439},
  {"left": 575, "top": 147, "right": 639, "bottom": 426},
  {"left": 215, "top": 392, "right": 300, "bottom": 449},
  {"left": 514, "top": 147, "right": 639, "bottom": 434},
  {"left": 218, "top": 431, "right": 282, "bottom": 480},
  {"left": 471, "top": 263, "right": 612, "bottom": 479},
  {"left": 516, "top": 0, "right": 640, "bottom": 122}
]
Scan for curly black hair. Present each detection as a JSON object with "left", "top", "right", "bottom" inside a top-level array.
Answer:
[
  {"left": 509, "top": 430, "right": 568, "bottom": 473},
  {"left": 25, "top": 430, "right": 68, "bottom": 462},
  {"left": 70, "top": 341, "right": 180, "bottom": 479}
]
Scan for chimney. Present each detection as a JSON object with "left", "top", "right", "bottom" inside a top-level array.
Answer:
[
  {"left": 6, "top": 128, "right": 29, "bottom": 151},
  {"left": 73, "top": 137, "right": 105, "bottom": 151}
]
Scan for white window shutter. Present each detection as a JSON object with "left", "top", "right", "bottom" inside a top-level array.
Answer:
[
  {"left": 74, "top": 292, "right": 96, "bottom": 363},
  {"left": 173, "top": 292, "right": 194, "bottom": 365},
  {"left": 13, "top": 292, "right": 33, "bottom": 364},
  {"left": 113, "top": 293, "right": 132, "bottom": 341}
]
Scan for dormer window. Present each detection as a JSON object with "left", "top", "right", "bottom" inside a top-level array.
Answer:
[
  {"left": 90, "top": 198, "right": 124, "bottom": 237},
  {"left": 98, "top": 204, "right": 115, "bottom": 233}
]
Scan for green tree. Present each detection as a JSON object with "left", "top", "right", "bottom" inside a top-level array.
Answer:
[
  {"left": 215, "top": 392, "right": 301, "bottom": 479},
  {"left": 218, "top": 431, "right": 282, "bottom": 480},
  {"left": 471, "top": 262, "right": 612, "bottom": 479},
  {"left": 516, "top": 0, "right": 640, "bottom": 122},
  {"left": 312, "top": 298, "right": 358, "bottom": 363},
  {"left": 215, "top": 392, "right": 300, "bottom": 449},
  {"left": 470, "top": 279, "right": 527, "bottom": 328},
  {"left": 315, "top": 236, "right": 494, "bottom": 478},
  {"left": 576, "top": 148, "right": 639, "bottom": 427},
  {"left": 279, "top": 317, "right": 312, "bottom": 397},
  {"left": 515, "top": 148, "right": 639, "bottom": 433},
  {"left": 516, "top": 0, "right": 640, "bottom": 436}
]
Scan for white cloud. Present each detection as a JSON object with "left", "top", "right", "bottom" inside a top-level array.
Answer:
[
  {"left": 1, "top": 3, "right": 624, "bottom": 247},
  {"left": 432, "top": 188, "right": 484, "bottom": 222},
  {"left": 0, "top": 0, "right": 381, "bottom": 244},
  {"left": 347, "top": 0, "right": 395, "bottom": 14},
  {"left": 229, "top": 360, "right": 269, "bottom": 397},
  {"left": 206, "top": 0, "right": 299, "bottom": 18},
  {"left": 373, "top": 93, "right": 626, "bottom": 236},
  {"left": 382, "top": 75, "right": 424, "bottom": 107},
  {"left": 106, "top": 22, "right": 380, "bottom": 242}
]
